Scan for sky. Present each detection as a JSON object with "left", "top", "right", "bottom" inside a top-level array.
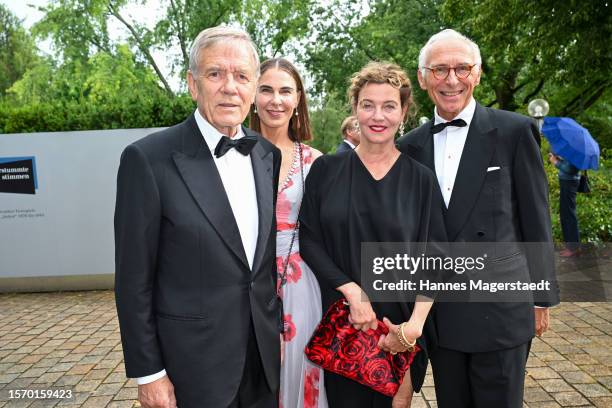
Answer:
[{"left": 1, "top": 0, "right": 47, "bottom": 28}]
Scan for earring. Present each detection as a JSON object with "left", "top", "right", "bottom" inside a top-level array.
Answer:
[
  {"left": 399, "top": 122, "right": 405, "bottom": 136},
  {"left": 253, "top": 104, "right": 257, "bottom": 114},
  {"left": 294, "top": 109, "right": 298, "bottom": 116}
]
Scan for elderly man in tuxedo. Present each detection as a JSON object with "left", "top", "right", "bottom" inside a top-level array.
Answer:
[
  {"left": 397, "top": 29, "right": 559, "bottom": 408},
  {"left": 336, "top": 115, "right": 360, "bottom": 152},
  {"left": 114, "top": 26, "right": 281, "bottom": 408}
]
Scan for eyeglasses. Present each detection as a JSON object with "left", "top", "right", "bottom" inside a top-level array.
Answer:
[{"left": 423, "top": 64, "right": 478, "bottom": 80}]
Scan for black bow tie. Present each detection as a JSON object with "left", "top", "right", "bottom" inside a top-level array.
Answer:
[
  {"left": 214, "top": 135, "right": 258, "bottom": 158},
  {"left": 431, "top": 118, "right": 467, "bottom": 134}
]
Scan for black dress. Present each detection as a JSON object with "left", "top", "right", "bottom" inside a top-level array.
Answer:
[{"left": 299, "top": 150, "right": 447, "bottom": 407}]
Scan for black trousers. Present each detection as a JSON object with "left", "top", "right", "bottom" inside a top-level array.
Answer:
[
  {"left": 228, "top": 322, "right": 278, "bottom": 408},
  {"left": 430, "top": 343, "right": 529, "bottom": 408},
  {"left": 325, "top": 371, "right": 392, "bottom": 407},
  {"left": 559, "top": 178, "right": 580, "bottom": 250}
]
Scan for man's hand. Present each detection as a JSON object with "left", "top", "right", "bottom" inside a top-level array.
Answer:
[
  {"left": 535, "top": 307, "right": 550, "bottom": 337},
  {"left": 138, "top": 375, "right": 177, "bottom": 408}
]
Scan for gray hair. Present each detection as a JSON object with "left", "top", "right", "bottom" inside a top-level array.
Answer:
[
  {"left": 188, "top": 25, "right": 260, "bottom": 76},
  {"left": 418, "top": 29, "right": 482, "bottom": 75}
]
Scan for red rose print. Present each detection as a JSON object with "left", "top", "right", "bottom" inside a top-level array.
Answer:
[
  {"left": 333, "top": 358, "right": 360, "bottom": 377},
  {"left": 362, "top": 330, "right": 380, "bottom": 350},
  {"left": 285, "top": 254, "right": 303, "bottom": 283},
  {"left": 337, "top": 336, "right": 367, "bottom": 361},
  {"left": 310, "top": 324, "right": 334, "bottom": 346},
  {"left": 303, "top": 367, "right": 320, "bottom": 408},
  {"left": 304, "top": 299, "right": 420, "bottom": 397},
  {"left": 303, "top": 146, "right": 314, "bottom": 165},
  {"left": 276, "top": 191, "right": 292, "bottom": 226},
  {"left": 363, "top": 359, "right": 392, "bottom": 387},
  {"left": 283, "top": 314, "right": 296, "bottom": 342},
  {"left": 305, "top": 344, "right": 333, "bottom": 367}
]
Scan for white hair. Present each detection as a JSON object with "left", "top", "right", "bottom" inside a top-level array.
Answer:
[
  {"left": 418, "top": 29, "right": 482, "bottom": 75},
  {"left": 188, "top": 25, "right": 260, "bottom": 76}
]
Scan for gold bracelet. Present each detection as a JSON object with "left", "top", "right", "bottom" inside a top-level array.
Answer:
[{"left": 397, "top": 322, "right": 416, "bottom": 352}]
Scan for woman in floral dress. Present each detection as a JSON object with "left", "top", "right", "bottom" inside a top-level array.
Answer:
[{"left": 249, "top": 58, "right": 328, "bottom": 408}]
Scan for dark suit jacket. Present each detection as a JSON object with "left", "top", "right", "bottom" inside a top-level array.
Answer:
[
  {"left": 114, "top": 114, "right": 281, "bottom": 407},
  {"left": 336, "top": 140, "right": 353, "bottom": 153},
  {"left": 397, "top": 103, "right": 559, "bottom": 353}
]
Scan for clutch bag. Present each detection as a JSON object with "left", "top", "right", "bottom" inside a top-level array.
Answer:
[{"left": 304, "top": 299, "right": 420, "bottom": 397}]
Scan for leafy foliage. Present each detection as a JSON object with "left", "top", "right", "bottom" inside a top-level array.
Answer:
[
  {"left": 0, "top": 4, "right": 40, "bottom": 96},
  {"left": 1, "top": 0, "right": 609, "bottom": 242},
  {"left": 309, "top": 92, "right": 349, "bottom": 153}
]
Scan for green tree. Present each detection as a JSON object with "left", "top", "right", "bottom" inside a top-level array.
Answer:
[
  {"left": 309, "top": 92, "right": 348, "bottom": 153},
  {"left": 440, "top": 0, "right": 612, "bottom": 115},
  {"left": 2, "top": 42, "right": 194, "bottom": 133},
  {"left": 33, "top": 0, "right": 176, "bottom": 95},
  {"left": 0, "top": 5, "right": 40, "bottom": 96},
  {"left": 303, "top": 0, "right": 444, "bottom": 123},
  {"left": 32, "top": 0, "right": 313, "bottom": 97}
]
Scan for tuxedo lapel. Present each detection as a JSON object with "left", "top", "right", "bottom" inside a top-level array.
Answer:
[
  {"left": 446, "top": 104, "right": 497, "bottom": 241},
  {"left": 172, "top": 115, "right": 250, "bottom": 269},
  {"left": 400, "top": 124, "right": 436, "bottom": 172},
  {"left": 248, "top": 127, "right": 274, "bottom": 275}
]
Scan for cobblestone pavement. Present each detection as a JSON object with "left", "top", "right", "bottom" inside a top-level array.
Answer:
[{"left": 0, "top": 291, "right": 610, "bottom": 407}]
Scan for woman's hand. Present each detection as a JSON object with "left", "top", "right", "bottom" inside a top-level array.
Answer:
[
  {"left": 377, "top": 317, "right": 422, "bottom": 354},
  {"left": 337, "top": 282, "right": 378, "bottom": 331},
  {"left": 347, "top": 300, "right": 378, "bottom": 332}
]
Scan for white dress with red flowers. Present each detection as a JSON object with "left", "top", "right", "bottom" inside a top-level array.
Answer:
[{"left": 277, "top": 143, "right": 328, "bottom": 408}]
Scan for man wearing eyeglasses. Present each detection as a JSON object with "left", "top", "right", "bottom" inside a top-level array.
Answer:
[
  {"left": 115, "top": 26, "right": 281, "bottom": 408},
  {"left": 397, "top": 29, "right": 559, "bottom": 408}
]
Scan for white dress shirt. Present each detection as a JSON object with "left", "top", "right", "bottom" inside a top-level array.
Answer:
[
  {"left": 433, "top": 98, "right": 476, "bottom": 208},
  {"left": 136, "top": 110, "right": 259, "bottom": 384},
  {"left": 344, "top": 139, "right": 356, "bottom": 149},
  {"left": 194, "top": 109, "right": 259, "bottom": 268},
  {"left": 431, "top": 100, "right": 547, "bottom": 311}
]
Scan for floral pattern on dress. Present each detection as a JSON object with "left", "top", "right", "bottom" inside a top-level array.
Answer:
[
  {"left": 276, "top": 253, "right": 303, "bottom": 290},
  {"left": 276, "top": 143, "right": 328, "bottom": 408},
  {"left": 304, "top": 366, "right": 321, "bottom": 408},
  {"left": 276, "top": 189, "right": 293, "bottom": 227},
  {"left": 283, "top": 313, "right": 296, "bottom": 342}
]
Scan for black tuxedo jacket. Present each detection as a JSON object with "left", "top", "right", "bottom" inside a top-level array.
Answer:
[
  {"left": 114, "top": 114, "right": 281, "bottom": 407},
  {"left": 397, "top": 103, "right": 559, "bottom": 352},
  {"left": 336, "top": 140, "right": 353, "bottom": 153}
]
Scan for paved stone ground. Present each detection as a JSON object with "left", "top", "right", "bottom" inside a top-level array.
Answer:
[{"left": 0, "top": 291, "right": 610, "bottom": 407}]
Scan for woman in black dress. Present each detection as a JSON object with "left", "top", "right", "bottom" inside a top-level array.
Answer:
[{"left": 299, "top": 62, "right": 446, "bottom": 407}]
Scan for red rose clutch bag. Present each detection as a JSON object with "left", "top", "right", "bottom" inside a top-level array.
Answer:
[{"left": 304, "top": 299, "right": 420, "bottom": 397}]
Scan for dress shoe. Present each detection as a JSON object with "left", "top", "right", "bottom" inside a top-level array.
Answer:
[{"left": 559, "top": 248, "right": 579, "bottom": 258}]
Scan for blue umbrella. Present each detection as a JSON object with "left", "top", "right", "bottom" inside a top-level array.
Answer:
[{"left": 541, "top": 117, "right": 600, "bottom": 170}]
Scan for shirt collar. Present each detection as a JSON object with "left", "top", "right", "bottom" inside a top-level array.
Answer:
[
  {"left": 193, "top": 109, "right": 244, "bottom": 154},
  {"left": 434, "top": 97, "right": 476, "bottom": 127},
  {"left": 344, "top": 139, "right": 356, "bottom": 149}
]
